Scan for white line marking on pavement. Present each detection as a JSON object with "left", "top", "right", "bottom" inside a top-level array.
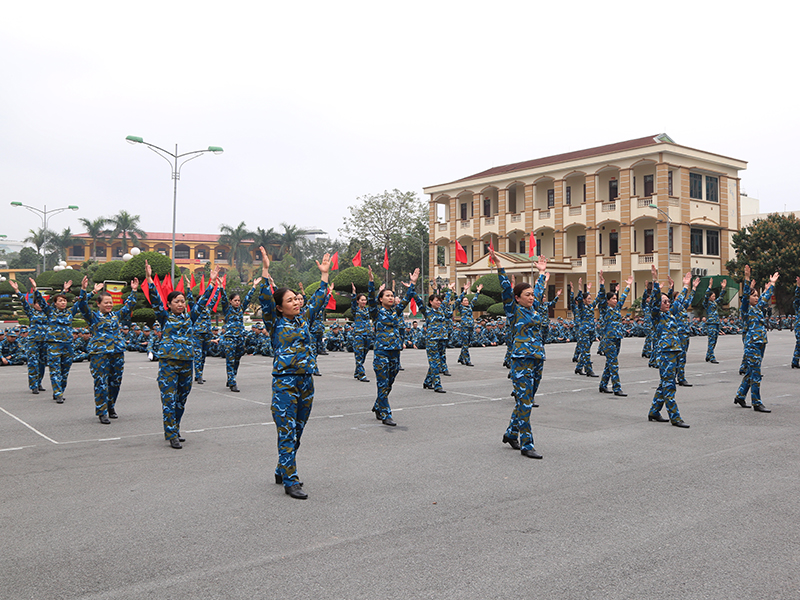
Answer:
[{"left": 0, "top": 406, "right": 59, "bottom": 444}]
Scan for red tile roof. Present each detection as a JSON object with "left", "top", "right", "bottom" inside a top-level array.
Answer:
[
  {"left": 436, "top": 134, "right": 670, "bottom": 187},
  {"left": 74, "top": 232, "right": 231, "bottom": 244}
]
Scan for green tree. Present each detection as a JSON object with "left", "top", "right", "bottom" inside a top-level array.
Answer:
[
  {"left": 49, "top": 227, "right": 78, "bottom": 263},
  {"left": 218, "top": 221, "right": 254, "bottom": 280},
  {"left": 23, "top": 228, "right": 52, "bottom": 273},
  {"left": 339, "top": 189, "right": 428, "bottom": 284},
  {"left": 9, "top": 247, "right": 39, "bottom": 270},
  {"left": 108, "top": 210, "right": 147, "bottom": 252},
  {"left": 726, "top": 213, "right": 800, "bottom": 314},
  {"left": 119, "top": 251, "right": 171, "bottom": 282},
  {"left": 79, "top": 216, "right": 110, "bottom": 258},
  {"left": 279, "top": 222, "right": 308, "bottom": 259},
  {"left": 250, "top": 227, "right": 282, "bottom": 260}
]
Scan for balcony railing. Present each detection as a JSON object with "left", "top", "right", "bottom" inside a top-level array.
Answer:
[
  {"left": 571, "top": 258, "right": 582, "bottom": 267},
  {"left": 569, "top": 206, "right": 582, "bottom": 216},
  {"left": 603, "top": 257, "right": 617, "bottom": 266},
  {"left": 637, "top": 198, "right": 652, "bottom": 208},
  {"left": 668, "top": 197, "right": 679, "bottom": 206},
  {"left": 601, "top": 202, "right": 616, "bottom": 212},
  {"left": 460, "top": 220, "right": 471, "bottom": 229},
  {"left": 539, "top": 210, "right": 551, "bottom": 219},
  {"left": 438, "top": 223, "right": 448, "bottom": 231},
  {"left": 670, "top": 253, "right": 681, "bottom": 263},
  {"left": 511, "top": 214, "right": 522, "bottom": 223},
  {"left": 638, "top": 254, "right": 654, "bottom": 264},
  {"left": 484, "top": 217, "right": 495, "bottom": 225}
]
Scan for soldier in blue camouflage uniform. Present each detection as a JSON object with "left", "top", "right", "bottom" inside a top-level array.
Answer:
[
  {"left": 219, "top": 279, "right": 259, "bottom": 392},
  {"left": 147, "top": 324, "right": 162, "bottom": 361},
  {"left": 597, "top": 272, "right": 633, "bottom": 396},
  {"left": 11, "top": 279, "right": 47, "bottom": 393},
  {"left": 189, "top": 281, "right": 220, "bottom": 384},
  {"left": 415, "top": 282, "right": 455, "bottom": 392},
  {"left": 1, "top": 328, "right": 25, "bottom": 366},
  {"left": 493, "top": 249, "right": 546, "bottom": 459},
  {"left": 76, "top": 276, "right": 140, "bottom": 423},
  {"left": 673, "top": 273, "right": 696, "bottom": 387},
  {"left": 72, "top": 329, "right": 90, "bottom": 362},
  {"left": 640, "top": 282, "right": 654, "bottom": 359},
  {"left": 536, "top": 279, "right": 560, "bottom": 349},
  {"left": 326, "top": 325, "right": 345, "bottom": 352},
  {"left": 350, "top": 283, "right": 373, "bottom": 382},
  {"left": 648, "top": 266, "right": 696, "bottom": 428},
  {"left": 40, "top": 280, "right": 81, "bottom": 403},
  {"left": 734, "top": 265, "right": 779, "bottom": 412},
  {"left": 368, "top": 265, "right": 418, "bottom": 425},
  {"left": 573, "top": 278, "right": 599, "bottom": 378},
  {"left": 792, "top": 278, "right": 800, "bottom": 369},
  {"left": 704, "top": 278, "right": 725, "bottom": 363},
  {"left": 147, "top": 262, "right": 218, "bottom": 449},
  {"left": 455, "top": 283, "right": 482, "bottom": 366},
  {"left": 257, "top": 247, "right": 330, "bottom": 500}
]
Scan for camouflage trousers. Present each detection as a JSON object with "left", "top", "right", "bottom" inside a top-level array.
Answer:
[
  {"left": 642, "top": 325, "right": 654, "bottom": 357},
  {"left": 272, "top": 373, "right": 314, "bottom": 487},
  {"left": 576, "top": 332, "right": 594, "bottom": 373},
  {"left": 505, "top": 357, "right": 543, "bottom": 452},
  {"left": 424, "top": 339, "right": 447, "bottom": 390},
  {"left": 737, "top": 342, "right": 766, "bottom": 405},
  {"left": 373, "top": 349, "right": 400, "bottom": 420},
  {"left": 26, "top": 340, "right": 47, "bottom": 391},
  {"left": 458, "top": 329, "right": 473, "bottom": 365},
  {"left": 793, "top": 328, "right": 800, "bottom": 367},
  {"left": 158, "top": 358, "right": 193, "bottom": 440},
  {"left": 706, "top": 324, "right": 719, "bottom": 361},
  {"left": 89, "top": 352, "right": 124, "bottom": 416},
  {"left": 676, "top": 335, "right": 690, "bottom": 382},
  {"left": 352, "top": 334, "right": 372, "bottom": 379},
  {"left": 193, "top": 331, "right": 213, "bottom": 380},
  {"left": 650, "top": 350, "right": 682, "bottom": 422},
  {"left": 222, "top": 336, "right": 246, "bottom": 386},
  {"left": 600, "top": 338, "right": 622, "bottom": 392},
  {"left": 47, "top": 342, "right": 73, "bottom": 399}
]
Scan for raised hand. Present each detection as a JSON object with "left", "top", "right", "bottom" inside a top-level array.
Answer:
[
  {"left": 210, "top": 265, "right": 220, "bottom": 284},
  {"left": 744, "top": 264, "right": 751, "bottom": 280},
  {"left": 81, "top": 276, "right": 89, "bottom": 291},
  {"left": 692, "top": 277, "right": 700, "bottom": 291},
  {"left": 253, "top": 277, "right": 262, "bottom": 288},
  {"left": 8, "top": 279, "right": 19, "bottom": 293},
  {"left": 625, "top": 275, "right": 633, "bottom": 287},
  {"left": 488, "top": 247, "right": 501, "bottom": 270},
  {"left": 535, "top": 255, "right": 548, "bottom": 273},
  {"left": 598, "top": 270, "right": 604, "bottom": 286},
  {"left": 709, "top": 277, "right": 714, "bottom": 288},
  {"left": 28, "top": 277, "right": 37, "bottom": 292},
  {"left": 476, "top": 283, "right": 483, "bottom": 294},
  {"left": 258, "top": 246, "right": 270, "bottom": 269},
  {"left": 556, "top": 287, "right": 563, "bottom": 297},
  {"left": 131, "top": 277, "right": 140, "bottom": 292},
  {"left": 316, "top": 253, "right": 331, "bottom": 275},
  {"left": 409, "top": 268, "right": 420, "bottom": 285},
  {"left": 651, "top": 264, "right": 657, "bottom": 279},
  {"left": 667, "top": 274, "right": 674, "bottom": 289},
  {"left": 721, "top": 279, "right": 727, "bottom": 289},
  {"left": 93, "top": 282, "right": 104, "bottom": 294},
  {"left": 144, "top": 260, "right": 153, "bottom": 282},
  {"left": 352, "top": 283, "right": 357, "bottom": 294},
  {"left": 368, "top": 265, "right": 374, "bottom": 282},
  {"left": 769, "top": 272, "right": 779, "bottom": 286},
  {"left": 63, "top": 280, "right": 73, "bottom": 292},
  {"left": 682, "top": 271, "right": 692, "bottom": 288}
]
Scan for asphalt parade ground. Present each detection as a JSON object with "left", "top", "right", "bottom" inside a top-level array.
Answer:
[{"left": 2, "top": 331, "right": 799, "bottom": 600}]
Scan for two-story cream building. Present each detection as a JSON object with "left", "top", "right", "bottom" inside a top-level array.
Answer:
[{"left": 423, "top": 134, "right": 746, "bottom": 316}]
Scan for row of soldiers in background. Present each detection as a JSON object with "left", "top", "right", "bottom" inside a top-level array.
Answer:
[{"left": 4, "top": 309, "right": 796, "bottom": 365}]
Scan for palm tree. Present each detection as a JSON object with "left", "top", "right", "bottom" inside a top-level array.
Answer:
[
  {"left": 218, "top": 221, "right": 254, "bottom": 279},
  {"left": 23, "top": 228, "right": 52, "bottom": 274},
  {"left": 108, "top": 210, "right": 147, "bottom": 253},
  {"left": 49, "top": 227, "right": 78, "bottom": 263},
  {"left": 250, "top": 227, "right": 282, "bottom": 260},
  {"left": 79, "top": 216, "right": 110, "bottom": 259},
  {"left": 279, "top": 222, "right": 308, "bottom": 259}
]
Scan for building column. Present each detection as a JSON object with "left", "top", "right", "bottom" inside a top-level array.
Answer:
[
  {"left": 498, "top": 189, "right": 507, "bottom": 252},
  {"left": 719, "top": 175, "right": 731, "bottom": 274},
  {"left": 619, "top": 169, "right": 632, "bottom": 278},
  {"left": 655, "top": 163, "right": 672, "bottom": 276},
  {"left": 428, "top": 198, "right": 438, "bottom": 288},
  {"left": 585, "top": 176, "right": 598, "bottom": 287}
]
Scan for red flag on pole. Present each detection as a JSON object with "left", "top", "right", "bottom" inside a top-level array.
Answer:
[
  {"left": 383, "top": 247, "right": 389, "bottom": 269},
  {"left": 455, "top": 240, "right": 467, "bottom": 264},
  {"left": 153, "top": 274, "right": 167, "bottom": 308},
  {"left": 330, "top": 251, "right": 339, "bottom": 271},
  {"left": 163, "top": 274, "right": 174, "bottom": 295},
  {"left": 409, "top": 296, "right": 418, "bottom": 315},
  {"left": 488, "top": 240, "right": 495, "bottom": 267},
  {"left": 352, "top": 249, "right": 362, "bottom": 267},
  {"left": 326, "top": 292, "right": 336, "bottom": 310},
  {"left": 528, "top": 232, "right": 537, "bottom": 258},
  {"left": 190, "top": 271, "right": 196, "bottom": 289},
  {"left": 142, "top": 280, "right": 150, "bottom": 304},
  {"left": 200, "top": 274, "right": 205, "bottom": 291},
  {"left": 213, "top": 275, "right": 225, "bottom": 313},
  {"left": 176, "top": 277, "right": 185, "bottom": 293}
]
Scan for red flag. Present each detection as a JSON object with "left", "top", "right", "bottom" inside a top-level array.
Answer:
[
  {"left": 409, "top": 296, "right": 418, "bottom": 315},
  {"left": 212, "top": 274, "right": 226, "bottom": 312},
  {"left": 488, "top": 240, "right": 495, "bottom": 266},
  {"left": 455, "top": 240, "right": 467, "bottom": 264},
  {"left": 330, "top": 251, "right": 339, "bottom": 271},
  {"left": 163, "top": 274, "right": 174, "bottom": 295},
  {"left": 190, "top": 272, "right": 196, "bottom": 289},
  {"left": 383, "top": 247, "right": 389, "bottom": 269},
  {"left": 326, "top": 292, "right": 336, "bottom": 310},
  {"left": 142, "top": 280, "right": 150, "bottom": 304},
  {"left": 176, "top": 277, "right": 185, "bottom": 293},
  {"left": 153, "top": 274, "right": 167, "bottom": 308},
  {"left": 528, "top": 232, "right": 536, "bottom": 258},
  {"left": 200, "top": 274, "right": 205, "bottom": 291},
  {"left": 352, "top": 249, "right": 362, "bottom": 267},
  {"left": 222, "top": 274, "right": 227, "bottom": 289}
]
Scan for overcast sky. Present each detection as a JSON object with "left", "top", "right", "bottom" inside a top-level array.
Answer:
[{"left": 2, "top": 0, "right": 798, "bottom": 248}]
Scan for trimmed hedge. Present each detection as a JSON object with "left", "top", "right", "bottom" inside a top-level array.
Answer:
[
  {"left": 92, "top": 261, "right": 124, "bottom": 284},
  {"left": 471, "top": 274, "right": 502, "bottom": 301},
  {"left": 119, "top": 252, "right": 171, "bottom": 282},
  {"left": 131, "top": 308, "right": 156, "bottom": 327},
  {"left": 487, "top": 301, "right": 506, "bottom": 316}
]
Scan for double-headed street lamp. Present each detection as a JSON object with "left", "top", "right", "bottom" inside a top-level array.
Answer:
[
  {"left": 125, "top": 136, "right": 223, "bottom": 280},
  {"left": 10, "top": 202, "right": 79, "bottom": 274}
]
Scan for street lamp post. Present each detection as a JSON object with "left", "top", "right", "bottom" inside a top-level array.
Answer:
[
  {"left": 126, "top": 136, "right": 223, "bottom": 281},
  {"left": 10, "top": 202, "right": 79, "bottom": 274}
]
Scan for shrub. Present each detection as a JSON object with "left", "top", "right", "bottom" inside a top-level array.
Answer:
[
  {"left": 0, "top": 280, "right": 28, "bottom": 294},
  {"left": 487, "top": 301, "right": 506, "bottom": 316},
  {"left": 472, "top": 293, "right": 496, "bottom": 312},
  {"left": 47, "top": 269, "right": 84, "bottom": 290},
  {"left": 131, "top": 308, "right": 156, "bottom": 327},
  {"left": 92, "top": 261, "right": 125, "bottom": 284},
  {"left": 119, "top": 252, "right": 171, "bottom": 282},
  {"left": 36, "top": 271, "right": 56, "bottom": 288},
  {"left": 332, "top": 267, "right": 370, "bottom": 293},
  {"left": 471, "top": 274, "right": 502, "bottom": 301}
]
